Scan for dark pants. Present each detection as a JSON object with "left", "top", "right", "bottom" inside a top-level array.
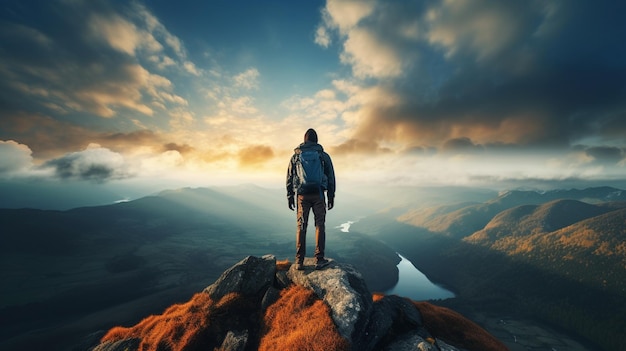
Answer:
[{"left": 296, "top": 193, "right": 326, "bottom": 263}]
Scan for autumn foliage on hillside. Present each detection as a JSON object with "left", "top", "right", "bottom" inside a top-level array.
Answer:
[
  {"left": 101, "top": 291, "right": 256, "bottom": 351},
  {"left": 259, "top": 285, "right": 350, "bottom": 351},
  {"left": 99, "top": 261, "right": 506, "bottom": 351},
  {"left": 413, "top": 301, "right": 508, "bottom": 351},
  {"left": 275, "top": 259, "right": 292, "bottom": 271},
  {"left": 100, "top": 284, "right": 349, "bottom": 351}
]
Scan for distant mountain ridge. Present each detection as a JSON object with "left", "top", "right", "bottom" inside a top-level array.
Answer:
[
  {"left": 393, "top": 187, "right": 626, "bottom": 295},
  {"left": 468, "top": 199, "right": 621, "bottom": 241},
  {"left": 466, "top": 205, "right": 626, "bottom": 295},
  {"left": 398, "top": 186, "right": 626, "bottom": 238}
]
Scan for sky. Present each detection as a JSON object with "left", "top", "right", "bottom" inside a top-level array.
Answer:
[{"left": 1, "top": 0, "right": 626, "bottom": 208}]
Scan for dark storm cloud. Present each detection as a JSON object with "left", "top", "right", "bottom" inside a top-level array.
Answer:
[
  {"left": 441, "top": 138, "right": 484, "bottom": 153},
  {"left": 585, "top": 147, "right": 624, "bottom": 165},
  {"left": 329, "top": 0, "right": 626, "bottom": 153}
]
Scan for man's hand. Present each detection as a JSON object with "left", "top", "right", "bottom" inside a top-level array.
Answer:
[
  {"left": 288, "top": 196, "right": 295, "bottom": 211},
  {"left": 327, "top": 197, "right": 334, "bottom": 210}
]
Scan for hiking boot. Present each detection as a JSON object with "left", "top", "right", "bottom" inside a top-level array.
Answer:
[
  {"left": 315, "top": 258, "right": 331, "bottom": 270},
  {"left": 295, "top": 262, "right": 304, "bottom": 270}
]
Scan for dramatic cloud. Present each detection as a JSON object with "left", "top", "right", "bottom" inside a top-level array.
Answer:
[
  {"left": 441, "top": 137, "right": 484, "bottom": 154},
  {"left": 0, "top": 140, "right": 34, "bottom": 176},
  {"left": 585, "top": 147, "right": 625, "bottom": 165},
  {"left": 0, "top": 0, "right": 624, "bottom": 193},
  {"left": 330, "top": 138, "right": 390, "bottom": 155},
  {"left": 42, "top": 144, "right": 130, "bottom": 182},
  {"left": 238, "top": 145, "right": 275, "bottom": 167},
  {"left": 425, "top": 0, "right": 547, "bottom": 61},
  {"left": 163, "top": 143, "right": 195, "bottom": 155},
  {"left": 0, "top": 112, "right": 170, "bottom": 160},
  {"left": 0, "top": 0, "right": 188, "bottom": 121},
  {"left": 316, "top": 0, "right": 626, "bottom": 155},
  {"left": 317, "top": 0, "right": 404, "bottom": 79}
]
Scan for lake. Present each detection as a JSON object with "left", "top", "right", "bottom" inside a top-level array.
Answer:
[
  {"left": 385, "top": 253, "right": 455, "bottom": 301},
  {"left": 337, "top": 219, "right": 455, "bottom": 301}
]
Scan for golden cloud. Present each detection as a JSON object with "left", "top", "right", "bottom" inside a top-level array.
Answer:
[
  {"left": 330, "top": 138, "right": 391, "bottom": 155},
  {"left": 238, "top": 145, "right": 275, "bottom": 168}
]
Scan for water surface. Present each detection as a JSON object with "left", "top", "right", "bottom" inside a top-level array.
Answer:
[
  {"left": 337, "top": 219, "right": 454, "bottom": 301},
  {"left": 385, "top": 253, "right": 454, "bottom": 301}
]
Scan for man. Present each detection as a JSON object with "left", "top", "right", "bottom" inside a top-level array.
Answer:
[{"left": 286, "top": 128, "right": 336, "bottom": 270}]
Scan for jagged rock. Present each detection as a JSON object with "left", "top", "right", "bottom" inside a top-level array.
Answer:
[
  {"left": 436, "top": 339, "right": 462, "bottom": 351},
  {"left": 261, "top": 286, "right": 281, "bottom": 310},
  {"left": 91, "top": 337, "right": 140, "bottom": 351},
  {"left": 286, "top": 257, "right": 373, "bottom": 343},
  {"left": 218, "top": 330, "right": 248, "bottom": 351},
  {"left": 384, "top": 332, "right": 463, "bottom": 351},
  {"left": 204, "top": 255, "right": 276, "bottom": 300},
  {"left": 88, "top": 254, "right": 502, "bottom": 351},
  {"left": 72, "top": 330, "right": 105, "bottom": 351},
  {"left": 359, "top": 294, "right": 426, "bottom": 350},
  {"left": 385, "top": 333, "right": 430, "bottom": 351},
  {"left": 275, "top": 269, "right": 291, "bottom": 289}
]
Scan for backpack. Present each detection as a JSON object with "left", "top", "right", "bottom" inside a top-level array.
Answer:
[{"left": 295, "top": 150, "right": 326, "bottom": 195}]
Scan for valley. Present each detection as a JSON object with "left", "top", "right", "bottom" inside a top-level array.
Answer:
[
  {"left": 0, "top": 186, "right": 399, "bottom": 350},
  {"left": 1, "top": 185, "right": 625, "bottom": 350},
  {"left": 352, "top": 186, "right": 626, "bottom": 351}
]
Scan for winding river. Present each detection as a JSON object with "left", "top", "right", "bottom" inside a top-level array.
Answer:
[{"left": 338, "top": 219, "right": 454, "bottom": 301}]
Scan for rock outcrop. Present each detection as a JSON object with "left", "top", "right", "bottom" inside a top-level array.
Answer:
[
  {"left": 286, "top": 257, "right": 372, "bottom": 343},
  {"left": 89, "top": 255, "right": 507, "bottom": 351}
]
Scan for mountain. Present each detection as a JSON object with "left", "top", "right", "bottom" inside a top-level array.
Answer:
[
  {"left": 0, "top": 187, "right": 401, "bottom": 351},
  {"left": 466, "top": 205, "right": 626, "bottom": 296},
  {"left": 4, "top": 185, "right": 624, "bottom": 350},
  {"left": 397, "top": 186, "right": 626, "bottom": 238},
  {"left": 87, "top": 255, "right": 507, "bottom": 351},
  {"left": 466, "top": 199, "right": 623, "bottom": 242},
  {"left": 351, "top": 187, "right": 626, "bottom": 351}
]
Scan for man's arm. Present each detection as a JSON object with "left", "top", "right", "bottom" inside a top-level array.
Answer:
[
  {"left": 286, "top": 155, "right": 296, "bottom": 210},
  {"left": 323, "top": 152, "right": 336, "bottom": 200}
]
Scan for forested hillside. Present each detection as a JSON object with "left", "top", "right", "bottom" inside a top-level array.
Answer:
[{"left": 353, "top": 187, "right": 626, "bottom": 351}]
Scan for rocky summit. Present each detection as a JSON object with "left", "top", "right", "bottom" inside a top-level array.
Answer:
[{"left": 88, "top": 255, "right": 506, "bottom": 351}]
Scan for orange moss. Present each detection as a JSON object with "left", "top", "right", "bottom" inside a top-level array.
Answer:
[
  {"left": 259, "top": 285, "right": 350, "bottom": 351},
  {"left": 276, "top": 259, "right": 292, "bottom": 271},
  {"left": 413, "top": 301, "right": 508, "bottom": 351},
  {"left": 101, "top": 292, "right": 250, "bottom": 351},
  {"left": 372, "top": 292, "right": 385, "bottom": 302}
]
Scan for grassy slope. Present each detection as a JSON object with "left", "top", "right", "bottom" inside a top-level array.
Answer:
[{"left": 352, "top": 192, "right": 626, "bottom": 351}]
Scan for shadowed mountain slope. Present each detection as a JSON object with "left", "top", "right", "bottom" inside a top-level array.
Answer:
[{"left": 0, "top": 187, "right": 401, "bottom": 351}]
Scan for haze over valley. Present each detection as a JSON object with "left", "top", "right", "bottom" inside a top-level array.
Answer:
[{"left": 2, "top": 185, "right": 625, "bottom": 350}]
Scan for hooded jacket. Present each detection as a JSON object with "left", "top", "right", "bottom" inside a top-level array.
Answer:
[{"left": 286, "top": 141, "right": 336, "bottom": 199}]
